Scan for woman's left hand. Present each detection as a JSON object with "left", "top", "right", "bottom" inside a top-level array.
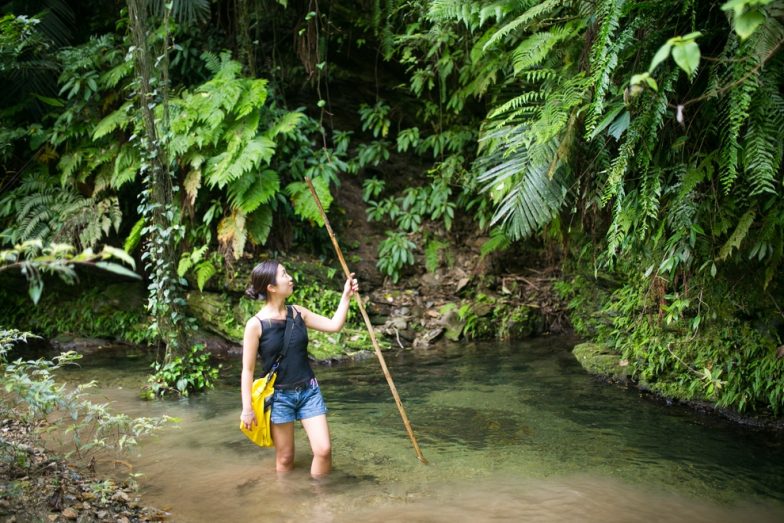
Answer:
[{"left": 343, "top": 272, "right": 359, "bottom": 298}]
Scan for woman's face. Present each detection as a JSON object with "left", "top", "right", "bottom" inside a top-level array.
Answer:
[{"left": 269, "top": 264, "right": 294, "bottom": 298}]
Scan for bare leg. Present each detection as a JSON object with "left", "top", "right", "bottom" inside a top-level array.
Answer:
[
  {"left": 271, "top": 422, "right": 295, "bottom": 472},
  {"left": 300, "top": 415, "right": 331, "bottom": 477}
]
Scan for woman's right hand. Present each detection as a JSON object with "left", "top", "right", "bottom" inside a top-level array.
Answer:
[{"left": 241, "top": 409, "right": 257, "bottom": 430}]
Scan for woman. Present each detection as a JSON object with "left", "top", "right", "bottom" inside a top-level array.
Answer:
[{"left": 240, "top": 259, "right": 358, "bottom": 477}]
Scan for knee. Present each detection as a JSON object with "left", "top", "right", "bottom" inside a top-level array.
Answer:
[
  {"left": 312, "top": 442, "right": 331, "bottom": 460},
  {"left": 276, "top": 450, "right": 295, "bottom": 469}
]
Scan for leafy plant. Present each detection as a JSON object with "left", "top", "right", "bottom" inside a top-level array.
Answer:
[
  {"left": 1, "top": 330, "right": 173, "bottom": 463},
  {"left": 144, "top": 343, "right": 220, "bottom": 398},
  {"left": 0, "top": 239, "right": 139, "bottom": 304}
]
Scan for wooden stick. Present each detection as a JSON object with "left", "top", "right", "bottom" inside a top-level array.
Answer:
[{"left": 305, "top": 177, "right": 428, "bottom": 464}]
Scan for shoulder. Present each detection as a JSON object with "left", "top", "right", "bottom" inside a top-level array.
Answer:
[
  {"left": 244, "top": 315, "right": 262, "bottom": 336},
  {"left": 290, "top": 304, "right": 309, "bottom": 318}
]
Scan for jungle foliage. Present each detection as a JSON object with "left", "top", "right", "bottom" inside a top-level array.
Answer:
[{"left": 0, "top": 0, "right": 782, "bottom": 413}]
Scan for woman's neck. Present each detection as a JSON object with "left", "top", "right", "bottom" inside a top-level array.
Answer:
[{"left": 262, "top": 297, "right": 287, "bottom": 317}]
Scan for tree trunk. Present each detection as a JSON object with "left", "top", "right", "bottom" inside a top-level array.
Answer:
[{"left": 127, "top": 0, "right": 188, "bottom": 361}]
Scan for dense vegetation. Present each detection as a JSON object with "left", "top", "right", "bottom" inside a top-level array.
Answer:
[{"left": 1, "top": 0, "right": 782, "bottom": 414}]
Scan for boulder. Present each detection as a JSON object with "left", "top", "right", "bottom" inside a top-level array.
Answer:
[{"left": 572, "top": 342, "right": 630, "bottom": 382}]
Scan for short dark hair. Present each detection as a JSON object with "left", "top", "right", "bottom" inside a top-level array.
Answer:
[{"left": 245, "top": 260, "right": 279, "bottom": 300}]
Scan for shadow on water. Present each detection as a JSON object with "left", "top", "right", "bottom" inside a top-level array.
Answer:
[{"left": 56, "top": 335, "right": 784, "bottom": 522}]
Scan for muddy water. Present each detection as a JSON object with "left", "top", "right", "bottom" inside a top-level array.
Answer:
[{"left": 59, "top": 336, "right": 784, "bottom": 522}]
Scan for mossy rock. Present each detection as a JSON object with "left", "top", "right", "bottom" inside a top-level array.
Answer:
[
  {"left": 307, "top": 326, "right": 381, "bottom": 360},
  {"left": 186, "top": 291, "right": 244, "bottom": 342},
  {"left": 497, "top": 304, "right": 542, "bottom": 339},
  {"left": 572, "top": 342, "right": 630, "bottom": 381},
  {"left": 441, "top": 308, "right": 464, "bottom": 341}
]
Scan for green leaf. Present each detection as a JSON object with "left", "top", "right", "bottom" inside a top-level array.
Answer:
[
  {"left": 734, "top": 9, "right": 765, "bottom": 40},
  {"left": 608, "top": 111, "right": 630, "bottom": 140},
  {"left": 718, "top": 210, "right": 755, "bottom": 260},
  {"left": 31, "top": 93, "right": 65, "bottom": 107},
  {"left": 94, "top": 261, "right": 141, "bottom": 280},
  {"left": 112, "top": 147, "right": 139, "bottom": 189},
  {"left": 671, "top": 41, "right": 700, "bottom": 76},
  {"left": 648, "top": 43, "right": 671, "bottom": 72},
  {"left": 124, "top": 217, "right": 144, "bottom": 253},
  {"left": 29, "top": 280, "right": 43, "bottom": 305},
  {"left": 101, "top": 245, "right": 136, "bottom": 270}
]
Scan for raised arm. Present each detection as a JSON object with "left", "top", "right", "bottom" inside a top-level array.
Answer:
[{"left": 297, "top": 273, "right": 358, "bottom": 333}]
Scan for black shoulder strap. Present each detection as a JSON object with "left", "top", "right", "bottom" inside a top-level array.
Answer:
[{"left": 274, "top": 305, "right": 295, "bottom": 365}]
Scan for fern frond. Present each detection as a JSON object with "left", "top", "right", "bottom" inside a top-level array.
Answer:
[
  {"left": 234, "top": 79, "right": 268, "bottom": 118},
  {"left": 427, "top": 0, "right": 486, "bottom": 29},
  {"left": 584, "top": 0, "right": 634, "bottom": 137},
  {"left": 111, "top": 146, "right": 139, "bottom": 189},
  {"left": 487, "top": 91, "right": 545, "bottom": 119},
  {"left": 227, "top": 169, "right": 280, "bottom": 213},
  {"left": 92, "top": 101, "right": 133, "bottom": 140},
  {"left": 719, "top": 33, "right": 759, "bottom": 193},
  {"left": 217, "top": 210, "right": 247, "bottom": 260},
  {"left": 511, "top": 24, "right": 577, "bottom": 74},
  {"left": 246, "top": 205, "right": 274, "bottom": 245},
  {"left": 205, "top": 136, "right": 276, "bottom": 188},
  {"left": 483, "top": 0, "right": 561, "bottom": 51}
]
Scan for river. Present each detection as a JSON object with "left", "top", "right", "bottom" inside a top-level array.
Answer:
[{"left": 58, "top": 335, "right": 784, "bottom": 522}]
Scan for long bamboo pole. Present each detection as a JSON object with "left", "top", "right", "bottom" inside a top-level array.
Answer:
[{"left": 305, "top": 177, "right": 427, "bottom": 464}]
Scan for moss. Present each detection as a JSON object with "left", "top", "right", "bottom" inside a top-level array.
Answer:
[
  {"left": 572, "top": 342, "right": 630, "bottom": 381},
  {"left": 186, "top": 291, "right": 244, "bottom": 342}
]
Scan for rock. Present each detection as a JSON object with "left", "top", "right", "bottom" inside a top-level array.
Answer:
[
  {"left": 96, "top": 510, "right": 108, "bottom": 519},
  {"left": 111, "top": 490, "right": 130, "bottom": 503},
  {"left": 456, "top": 277, "right": 470, "bottom": 292},
  {"left": 572, "top": 343, "right": 629, "bottom": 381},
  {"left": 62, "top": 507, "right": 78, "bottom": 520},
  {"left": 420, "top": 273, "right": 439, "bottom": 287},
  {"left": 413, "top": 327, "right": 444, "bottom": 349},
  {"left": 49, "top": 336, "right": 118, "bottom": 355},
  {"left": 440, "top": 309, "right": 464, "bottom": 342},
  {"left": 473, "top": 302, "right": 493, "bottom": 317},
  {"left": 117, "top": 517, "right": 130, "bottom": 523},
  {"left": 398, "top": 329, "right": 416, "bottom": 342},
  {"left": 186, "top": 291, "right": 244, "bottom": 342},
  {"left": 389, "top": 317, "right": 408, "bottom": 331}
]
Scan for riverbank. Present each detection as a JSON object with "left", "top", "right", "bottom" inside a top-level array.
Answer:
[
  {"left": 572, "top": 342, "right": 784, "bottom": 431},
  {"left": 0, "top": 414, "right": 168, "bottom": 522}
]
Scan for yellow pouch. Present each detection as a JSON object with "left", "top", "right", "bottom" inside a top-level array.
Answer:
[{"left": 240, "top": 371, "right": 277, "bottom": 447}]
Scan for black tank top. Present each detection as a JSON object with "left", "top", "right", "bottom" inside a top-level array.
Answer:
[{"left": 257, "top": 306, "right": 314, "bottom": 385}]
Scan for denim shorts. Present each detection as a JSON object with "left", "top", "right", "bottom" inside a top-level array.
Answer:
[{"left": 270, "top": 378, "right": 328, "bottom": 424}]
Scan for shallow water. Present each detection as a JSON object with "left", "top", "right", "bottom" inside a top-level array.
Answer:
[{"left": 58, "top": 336, "right": 784, "bottom": 522}]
